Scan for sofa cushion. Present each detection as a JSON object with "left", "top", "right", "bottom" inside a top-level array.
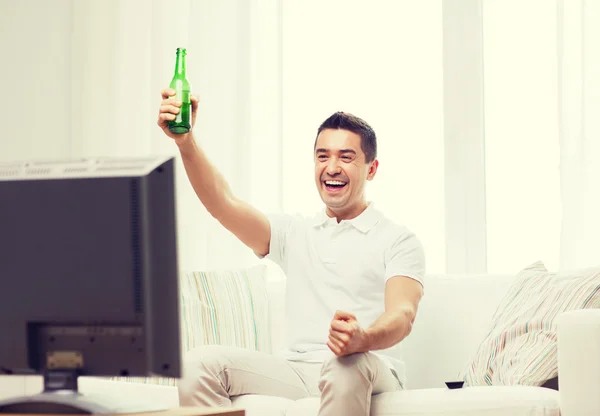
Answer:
[
  {"left": 113, "top": 264, "right": 271, "bottom": 386},
  {"left": 285, "top": 386, "right": 559, "bottom": 416},
  {"left": 460, "top": 261, "right": 600, "bottom": 387},
  {"left": 232, "top": 394, "right": 293, "bottom": 416}
]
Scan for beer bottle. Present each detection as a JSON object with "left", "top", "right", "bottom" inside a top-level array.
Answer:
[{"left": 168, "top": 48, "right": 191, "bottom": 134}]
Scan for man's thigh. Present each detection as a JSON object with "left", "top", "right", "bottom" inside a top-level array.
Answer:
[
  {"left": 287, "top": 361, "right": 322, "bottom": 396},
  {"left": 289, "top": 353, "right": 401, "bottom": 397},
  {"left": 319, "top": 352, "right": 402, "bottom": 393},
  {"left": 180, "top": 345, "right": 314, "bottom": 400}
]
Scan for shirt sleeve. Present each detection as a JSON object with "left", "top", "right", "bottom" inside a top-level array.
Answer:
[
  {"left": 254, "top": 213, "right": 295, "bottom": 268},
  {"left": 384, "top": 229, "right": 426, "bottom": 287}
]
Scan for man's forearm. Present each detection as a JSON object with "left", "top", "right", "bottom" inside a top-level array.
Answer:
[
  {"left": 175, "top": 134, "right": 272, "bottom": 257},
  {"left": 363, "top": 306, "right": 416, "bottom": 351},
  {"left": 177, "top": 134, "right": 234, "bottom": 219}
]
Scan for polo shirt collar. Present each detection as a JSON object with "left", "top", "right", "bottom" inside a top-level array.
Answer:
[{"left": 312, "top": 202, "right": 381, "bottom": 233}]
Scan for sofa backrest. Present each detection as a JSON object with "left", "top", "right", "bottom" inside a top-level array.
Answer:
[
  {"left": 392, "top": 274, "right": 517, "bottom": 389},
  {"left": 265, "top": 273, "right": 518, "bottom": 389},
  {"left": 266, "top": 277, "right": 287, "bottom": 354}
]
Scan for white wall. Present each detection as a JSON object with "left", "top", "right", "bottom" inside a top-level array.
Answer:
[
  {"left": 0, "top": 1, "right": 61, "bottom": 398},
  {"left": 0, "top": 0, "right": 72, "bottom": 162}
]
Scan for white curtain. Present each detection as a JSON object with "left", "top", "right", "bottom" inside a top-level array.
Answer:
[
  {"left": 0, "top": 0, "right": 282, "bottom": 274},
  {"left": 70, "top": 0, "right": 284, "bottom": 273},
  {"left": 557, "top": 0, "right": 600, "bottom": 270}
]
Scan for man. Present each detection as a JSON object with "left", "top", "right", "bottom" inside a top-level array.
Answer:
[{"left": 157, "top": 88, "right": 426, "bottom": 416}]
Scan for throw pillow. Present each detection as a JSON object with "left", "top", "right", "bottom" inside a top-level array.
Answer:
[
  {"left": 180, "top": 264, "right": 272, "bottom": 353},
  {"left": 460, "top": 261, "right": 600, "bottom": 387},
  {"left": 112, "top": 263, "right": 271, "bottom": 385}
]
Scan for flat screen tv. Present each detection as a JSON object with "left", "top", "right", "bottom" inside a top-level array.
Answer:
[{"left": 0, "top": 156, "right": 181, "bottom": 414}]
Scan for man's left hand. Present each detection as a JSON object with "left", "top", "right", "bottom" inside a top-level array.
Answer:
[{"left": 327, "top": 310, "right": 369, "bottom": 356}]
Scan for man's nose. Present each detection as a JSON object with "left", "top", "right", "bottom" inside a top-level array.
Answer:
[{"left": 326, "top": 158, "right": 341, "bottom": 175}]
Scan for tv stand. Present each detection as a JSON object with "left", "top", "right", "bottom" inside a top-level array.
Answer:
[{"left": 0, "top": 370, "right": 168, "bottom": 414}]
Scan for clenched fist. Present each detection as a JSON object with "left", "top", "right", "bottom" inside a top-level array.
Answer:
[{"left": 327, "top": 310, "right": 369, "bottom": 357}]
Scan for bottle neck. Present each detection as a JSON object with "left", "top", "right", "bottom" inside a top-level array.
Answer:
[{"left": 173, "top": 52, "right": 186, "bottom": 77}]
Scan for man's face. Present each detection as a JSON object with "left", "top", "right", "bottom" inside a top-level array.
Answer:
[{"left": 314, "top": 128, "right": 378, "bottom": 217}]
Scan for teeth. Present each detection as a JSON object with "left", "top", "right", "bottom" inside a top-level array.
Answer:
[{"left": 325, "top": 180, "right": 346, "bottom": 186}]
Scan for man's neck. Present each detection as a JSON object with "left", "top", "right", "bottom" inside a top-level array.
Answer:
[{"left": 326, "top": 201, "right": 369, "bottom": 222}]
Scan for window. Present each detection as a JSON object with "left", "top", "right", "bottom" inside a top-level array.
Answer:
[
  {"left": 483, "top": 1, "right": 561, "bottom": 273},
  {"left": 281, "top": 0, "right": 446, "bottom": 273}
]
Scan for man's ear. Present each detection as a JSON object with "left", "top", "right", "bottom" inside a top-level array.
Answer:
[{"left": 367, "top": 159, "right": 379, "bottom": 180}]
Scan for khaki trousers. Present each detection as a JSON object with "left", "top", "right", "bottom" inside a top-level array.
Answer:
[{"left": 178, "top": 345, "right": 402, "bottom": 416}]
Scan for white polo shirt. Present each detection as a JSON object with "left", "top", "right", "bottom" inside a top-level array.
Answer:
[{"left": 260, "top": 202, "right": 426, "bottom": 385}]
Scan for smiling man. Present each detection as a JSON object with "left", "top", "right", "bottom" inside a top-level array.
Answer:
[{"left": 158, "top": 91, "right": 426, "bottom": 416}]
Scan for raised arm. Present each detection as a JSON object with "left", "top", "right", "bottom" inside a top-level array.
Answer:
[{"left": 157, "top": 89, "right": 271, "bottom": 257}]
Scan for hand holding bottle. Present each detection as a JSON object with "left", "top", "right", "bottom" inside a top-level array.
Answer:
[
  {"left": 157, "top": 88, "right": 199, "bottom": 145},
  {"left": 157, "top": 47, "right": 197, "bottom": 146}
]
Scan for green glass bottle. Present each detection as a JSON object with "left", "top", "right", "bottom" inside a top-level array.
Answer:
[{"left": 168, "top": 48, "right": 191, "bottom": 134}]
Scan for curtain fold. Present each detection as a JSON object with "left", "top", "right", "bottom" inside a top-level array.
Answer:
[
  {"left": 67, "top": 0, "right": 283, "bottom": 272},
  {"left": 557, "top": 0, "right": 600, "bottom": 270}
]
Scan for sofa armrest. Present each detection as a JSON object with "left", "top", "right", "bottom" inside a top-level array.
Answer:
[{"left": 557, "top": 309, "right": 600, "bottom": 416}]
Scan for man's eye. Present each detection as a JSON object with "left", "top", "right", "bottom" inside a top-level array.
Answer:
[
  {"left": 342, "top": 156, "right": 352, "bottom": 161},
  {"left": 318, "top": 155, "right": 328, "bottom": 160}
]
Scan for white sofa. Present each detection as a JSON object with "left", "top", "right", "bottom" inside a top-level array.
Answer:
[{"left": 2, "top": 272, "right": 599, "bottom": 415}]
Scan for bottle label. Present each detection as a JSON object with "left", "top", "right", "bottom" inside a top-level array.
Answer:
[{"left": 180, "top": 90, "right": 190, "bottom": 103}]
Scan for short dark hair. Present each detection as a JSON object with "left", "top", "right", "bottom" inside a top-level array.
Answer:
[{"left": 315, "top": 112, "right": 378, "bottom": 162}]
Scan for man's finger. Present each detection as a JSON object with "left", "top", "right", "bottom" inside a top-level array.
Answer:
[
  {"left": 329, "top": 335, "right": 345, "bottom": 349},
  {"left": 161, "top": 88, "right": 176, "bottom": 99},
  {"left": 160, "top": 104, "right": 180, "bottom": 114},
  {"left": 330, "top": 319, "right": 352, "bottom": 334},
  {"left": 158, "top": 113, "right": 176, "bottom": 122},
  {"left": 334, "top": 310, "right": 356, "bottom": 321},
  {"left": 190, "top": 95, "right": 199, "bottom": 113},
  {"left": 161, "top": 98, "right": 181, "bottom": 106},
  {"left": 329, "top": 329, "right": 349, "bottom": 344},
  {"left": 327, "top": 339, "right": 342, "bottom": 356}
]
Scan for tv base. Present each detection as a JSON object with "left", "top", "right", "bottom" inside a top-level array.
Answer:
[
  {"left": 0, "top": 391, "right": 169, "bottom": 414},
  {"left": 0, "top": 370, "right": 169, "bottom": 414}
]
